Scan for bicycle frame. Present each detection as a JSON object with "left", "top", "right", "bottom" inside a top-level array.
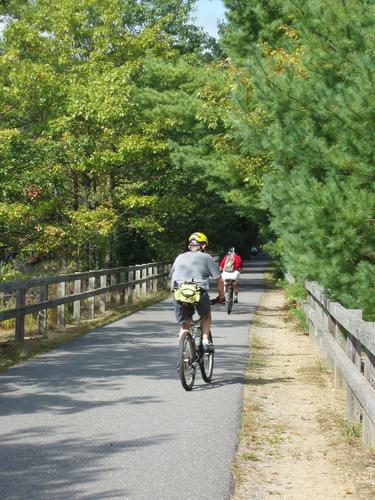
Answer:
[
  {"left": 224, "top": 279, "right": 236, "bottom": 314},
  {"left": 188, "top": 315, "right": 204, "bottom": 366},
  {"left": 178, "top": 309, "right": 214, "bottom": 390}
]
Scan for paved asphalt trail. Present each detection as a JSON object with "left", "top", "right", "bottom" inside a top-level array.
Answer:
[{"left": 0, "top": 259, "right": 266, "bottom": 500}]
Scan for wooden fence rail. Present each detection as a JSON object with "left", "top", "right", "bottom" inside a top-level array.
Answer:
[
  {"left": 286, "top": 274, "right": 375, "bottom": 449},
  {"left": 0, "top": 261, "right": 171, "bottom": 342}
]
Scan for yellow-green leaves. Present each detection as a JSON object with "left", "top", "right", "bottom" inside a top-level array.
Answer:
[
  {"left": 1, "top": 0, "right": 260, "bottom": 272},
  {"left": 69, "top": 207, "right": 118, "bottom": 242}
]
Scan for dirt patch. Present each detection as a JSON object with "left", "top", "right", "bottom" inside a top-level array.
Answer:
[{"left": 232, "top": 287, "right": 375, "bottom": 499}]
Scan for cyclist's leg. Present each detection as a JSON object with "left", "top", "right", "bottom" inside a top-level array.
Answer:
[
  {"left": 232, "top": 271, "right": 240, "bottom": 301},
  {"left": 179, "top": 320, "right": 192, "bottom": 337},
  {"left": 201, "top": 312, "right": 211, "bottom": 340},
  {"left": 231, "top": 270, "right": 240, "bottom": 290},
  {"left": 174, "top": 299, "right": 193, "bottom": 337},
  {"left": 196, "top": 291, "right": 211, "bottom": 338},
  {"left": 222, "top": 271, "right": 232, "bottom": 301},
  {"left": 196, "top": 292, "right": 214, "bottom": 351}
]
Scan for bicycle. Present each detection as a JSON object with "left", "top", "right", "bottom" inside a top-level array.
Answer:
[
  {"left": 224, "top": 278, "right": 236, "bottom": 315},
  {"left": 178, "top": 312, "right": 214, "bottom": 391}
]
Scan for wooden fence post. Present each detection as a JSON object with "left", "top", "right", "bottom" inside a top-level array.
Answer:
[
  {"left": 147, "top": 266, "right": 151, "bottom": 293},
  {"left": 346, "top": 332, "right": 362, "bottom": 422},
  {"left": 153, "top": 265, "right": 157, "bottom": 292},
  {"left": 128, "top": 270, "right": 134, "bottom": 304},
  {"left": 57, "top": 282, "right": 66, "bottom": 328},
  {"left": 310, "top": 295, "right": 319, "bottom": 348},
  {"left": 141, "top": 267, "right": 147, "bottom": 297},
  {"left": 100, "top": 274, "right": 106, "bottom": 314},
  {"left": 111, "top": 272, "right": 117, "bottom": 307},
  {"left": 15, "top": 288, "right": 26, "bottom": 342},
  {"left": 88, "top": 276, "right": 95, "bottom": 319},
  {"left": 73, "top": 274, "right": 81, "bottom": 324},
  {"left": 120, "top": 272, "right": 126, "bottom": 305},
  {"left": 347, "top": 311, "right": 363, "bottom": 423},
  {"left": 163, "top": 264, "right": 167, "bottom": 288},
  {"left": 333, "top": 322, "right": 347, "bottom": 390},
  {"left": 157, "top": 264, "right": 162, "bottom": 291},
  {"left": 145, "top": 266, "right": 150, "bottom": 294},
  {"left": 363, "top": 349, "right": 375, "bottom": 448},
  {"left": 135, "top": 267, "right": 141, "bottom": 298},
  {"left": 0, "top": 261, "right": 172, "bottom": 344},
  {"left": 320, "top": 304, "right": 334, "bottom": 372},
  {"left": 167, "top": 264, "right": 171, "bottom": 288},
  {"left": 306, "top": 295, "right": 316, "bottom": 347},
  {"left": 38, "top": 284, "right": 48, "bottom": 336}
]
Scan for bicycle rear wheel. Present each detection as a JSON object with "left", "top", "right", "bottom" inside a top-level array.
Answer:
[
  {"left": 178, "top": 331, "right": 195, "bottom": 391},
  {"left": 226, "top": 287, "right": 233, "bottom": 315},
  {"left": 200, "top": 332, "right": 214, "bottom": 382}
]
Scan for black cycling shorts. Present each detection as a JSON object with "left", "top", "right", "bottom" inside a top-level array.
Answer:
[{"left": 173, "top": 290, "right": 210, "bottom": 324}]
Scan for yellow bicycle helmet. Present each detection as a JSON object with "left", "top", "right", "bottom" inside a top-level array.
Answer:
[{"left": 188, "top": 232, "right": 208, "bottom": 247}]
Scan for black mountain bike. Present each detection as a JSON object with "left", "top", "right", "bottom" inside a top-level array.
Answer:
[
  {"left": 224, "top": 278, "right": 236, "bottom": 315},
  {"left": 178, "top": 314, "right": 214, "bottom": 391}
]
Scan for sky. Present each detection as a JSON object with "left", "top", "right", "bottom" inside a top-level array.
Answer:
[{"left": 192, "top": 0, "right": 226, "bottom": 39}]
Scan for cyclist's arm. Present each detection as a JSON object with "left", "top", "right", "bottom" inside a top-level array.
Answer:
[{"left": 216, "top": 276, "right": 225, "bottom": 300}]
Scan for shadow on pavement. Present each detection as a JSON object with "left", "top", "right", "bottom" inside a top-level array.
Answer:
[
  {"left": 0, "top": 259, "right": 270, "bottom": 413},
  {"left": 0, "top": 426, "right": 175, "bottom": 499},
  {"left": 0, "top": 257, "right": 271, "bottom": 499},
  {"left": 0, "top": 302, "right": 253, "bottom": 413}
]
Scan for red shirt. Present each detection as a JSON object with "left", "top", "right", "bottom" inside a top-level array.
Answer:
[{"left": 220, "top": 254, "right": 243, "bottom": 271}]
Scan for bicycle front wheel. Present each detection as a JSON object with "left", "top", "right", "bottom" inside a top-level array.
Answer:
[
  {"left": 178, "top": 331, "right": 195, "bottom": 391},
  {"left": 200, "top": 332, "right": 214, "bottom": 382}
]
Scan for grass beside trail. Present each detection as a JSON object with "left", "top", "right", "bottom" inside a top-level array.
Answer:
[{"left": 0, "top": 291, "right": 170, "bottom": 372}]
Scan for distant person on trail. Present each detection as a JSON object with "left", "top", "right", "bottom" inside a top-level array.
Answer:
[
  {"left": 170, "top": 232, "right": 224, "bottom": 353},
  {"left": 220, "top": 247, "right": 243, "bottom": 303},
  {"left": 251, "top": 245, "right": 258, "bottom": 259}
]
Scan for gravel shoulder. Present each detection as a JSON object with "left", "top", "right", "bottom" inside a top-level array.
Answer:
[{"left": 232, "top": 286, "right": 375, "bottom": 500}]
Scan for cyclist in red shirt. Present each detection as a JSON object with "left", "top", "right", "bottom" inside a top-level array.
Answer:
[{"left": 220, "top": 247, "right": 243, "bottom": 303}]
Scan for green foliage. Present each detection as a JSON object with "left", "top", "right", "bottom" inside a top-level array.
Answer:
[
  {"left": 0, "top": 262, "right": 22, "bottom": 282},
  {"left": 221, "top": 0, "right": 375, "bottom": 319},
  {"left": 0, "top": 0, "right": 259, "bottom": 276},
  {"left": 221, "top": 0, "right": 285, "bottom": 61},
  {"left": 282, "top": 281, "right": 308, "bottom": 332},
  {"left": 6, "top": 0, "right": 373, "bottom": 327},
  {"left": 335, "top": 415, "right": 362, "bottom": 446},
  {"left": 283, "top": 281, "right": 307, "bottom": 304}
]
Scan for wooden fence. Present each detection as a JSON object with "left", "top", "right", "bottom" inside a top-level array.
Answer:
[
  {"left": 0, "top": 261, "right": 171, "bottom": 342},
  {"left": 286, "top": 274, "right": 375, "bottom": 449}
]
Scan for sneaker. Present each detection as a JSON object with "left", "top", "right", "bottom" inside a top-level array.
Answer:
[
  {"left": 210, "top": 296, "right": 225, "bottom": 305},
  {"left": 202, "top": 340, "right": 214, "bottom": 353}
]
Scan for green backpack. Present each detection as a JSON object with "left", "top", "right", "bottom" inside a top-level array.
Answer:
[{"left": 174, "top": 283, "right": 201, "bottom": 304}]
